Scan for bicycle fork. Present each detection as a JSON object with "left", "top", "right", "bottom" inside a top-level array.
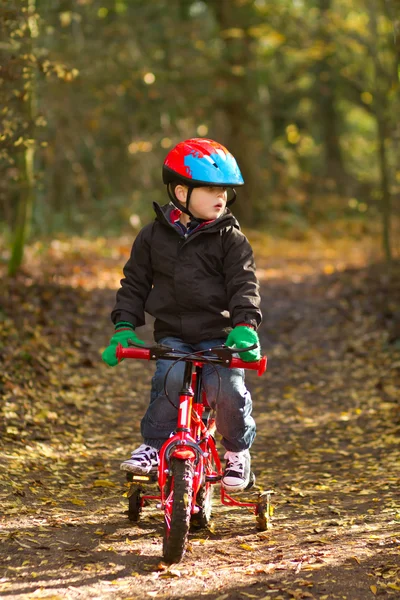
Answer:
[{"left": 159, "top": 362, "right": 204, "bottom": 511}]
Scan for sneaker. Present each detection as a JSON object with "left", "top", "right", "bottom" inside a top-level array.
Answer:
[
  {"left": 221, "top": 449, "right": 251, "bottom": 492},
  {"left": 120, "top": 444, "right": 159, "bottom": 474}
]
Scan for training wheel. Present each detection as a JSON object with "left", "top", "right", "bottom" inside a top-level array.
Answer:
[
  {"left": 245, "top": 471, "right": 256, "bottom": 491},
  {"left": 255, "top": 490, "right": 273, "bottom": 531},
  {"left": 127, "top": 484, "right": 142, "bottom": 522}
]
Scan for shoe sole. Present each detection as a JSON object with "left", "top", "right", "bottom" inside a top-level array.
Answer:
[
  {"left": 221, "top": 477, "right": 250, "bottom": 493},
  {"left": 120, "top": 463, "right": 158, "bottom": 474}
]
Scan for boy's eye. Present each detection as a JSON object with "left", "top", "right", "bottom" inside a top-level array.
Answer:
[{"left": 209, "top": 186, "right": 227, "bottom": 193}]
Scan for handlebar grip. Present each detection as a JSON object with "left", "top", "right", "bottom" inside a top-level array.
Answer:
[
  {"left": 258, "top": 355, "right": 268, "bottom": 376},
  {"left": 230, "top": 355, "right": 267, "bottom": 376},
  {"left": 116, "top": 343, "right": 151, "bottom": 362}
]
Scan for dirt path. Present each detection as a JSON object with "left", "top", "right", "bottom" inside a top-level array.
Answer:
[{"left": 1, "top": 234, "right": 399, "bottom": 599}]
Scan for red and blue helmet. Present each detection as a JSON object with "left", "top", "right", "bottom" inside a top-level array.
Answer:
[{"left": 163, "top": 138, "right": 244, "bottom": 187}]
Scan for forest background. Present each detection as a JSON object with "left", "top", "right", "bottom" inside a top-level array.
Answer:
[
  {"left": 1, "top": 2, "right": 400, "bottom": 597},
  {"left": 0, "top": 0, "right": 399, "bottom": 274}
]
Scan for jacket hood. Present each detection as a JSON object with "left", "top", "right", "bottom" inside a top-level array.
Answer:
[{"left": 153, "top": 202, "right": 240, "bottom": 233}]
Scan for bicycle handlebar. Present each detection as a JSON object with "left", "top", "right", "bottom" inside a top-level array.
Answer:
[{"left": 115, "top": 342, "right": 267, "bottom": 377}]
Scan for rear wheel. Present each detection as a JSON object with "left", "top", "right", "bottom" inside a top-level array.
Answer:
[
  {"left": 162, "top": 458, "right": 194, "bottom": 564},
  {"left": 190, "top": 482, "right": 213, "bottom": 529},
  {"left": 245, "top": 471, "right": 256, "bottom": 490}
]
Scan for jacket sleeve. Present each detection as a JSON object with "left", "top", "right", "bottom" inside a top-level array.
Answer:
[
  {"left": 111, "top": 224, "right": 153, "bottom": 328},
  {"left": 222, "top": 227, "right": 262, "bottom": 330}
]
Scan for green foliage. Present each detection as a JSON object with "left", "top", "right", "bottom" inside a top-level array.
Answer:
[
  {"left": 1, "top": 0, "right": 399, "bottom": 268},
  {"left": 1, "top": 0, "right": 81, "bottom": 273}
]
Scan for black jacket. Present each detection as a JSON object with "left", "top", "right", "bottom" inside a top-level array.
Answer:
[{"left": 111, "top": 203, "right": 262, "bottom": 343}]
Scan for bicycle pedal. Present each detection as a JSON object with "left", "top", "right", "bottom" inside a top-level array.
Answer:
[
  {"left": 125, "top": 471, "right": 158, "bottom": 484},
  {"left": 205, "top": 474, "right": 222, "bottom": 483}
]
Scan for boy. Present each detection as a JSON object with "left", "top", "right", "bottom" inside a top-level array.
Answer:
[{"left": 102, "top": 138, "right": 262, "bottom": 492}]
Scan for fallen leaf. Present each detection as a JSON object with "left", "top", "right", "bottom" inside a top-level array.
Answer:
[
  {"left": 159, "top": 569, "right": 181, "bottom": 578},
  {"left": 93, "top": 479, "right": 116, "bottom": 488},
  {"left": 69, "top": 498, "right": 86, "bottom": 506},
  {"left": 239, "top": 543, "right": 254, "bottom": 551}
]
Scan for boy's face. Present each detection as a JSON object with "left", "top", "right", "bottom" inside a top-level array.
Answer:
[{"left": 176, "top": 185, "right": 228, "bottom": 220}]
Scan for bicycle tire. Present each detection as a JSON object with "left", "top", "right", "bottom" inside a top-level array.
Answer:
[
  {"left": 162, "top": 458, "right": 194, "bottom": 564},
  {"left": 127, "top": 486, "right": 142, "bottom": 522}
]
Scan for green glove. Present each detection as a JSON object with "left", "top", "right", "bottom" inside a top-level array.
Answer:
[
  {"left": 226, "top": 325, "right": 260, "bottom": 362},
  {"left": 102, "top": 322, "right": 144, "bottom": 367}
]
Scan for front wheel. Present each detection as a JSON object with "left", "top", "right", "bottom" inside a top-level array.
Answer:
[{"left": 162, "top": 458, "right": 194, "bottom": 564}]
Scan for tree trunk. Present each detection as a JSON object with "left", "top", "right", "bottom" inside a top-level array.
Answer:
[
  {"left": 211, "top": 0, "right": 267, "bottom": 225},
  {"left": 315, "top": 0, "right": 348, "bottom": 194},
  {"left": 8, "top": 147, "right": 35, "bottom": 276},
  {"left": 377, "top": 116, "right": 392, "bottom": 263},
  {"left": 368, "top": 0, "right": 393, "bottom": 263},
  {"left": 8, "top": 0, "right": 37, "bottom": 276}
]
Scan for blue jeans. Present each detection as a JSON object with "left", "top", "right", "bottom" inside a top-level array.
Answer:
[{"left": 140, "top": 337, "right": 256, "bottom": 452}]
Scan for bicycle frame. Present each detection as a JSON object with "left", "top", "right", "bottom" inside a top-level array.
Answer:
[
  {"left": 158, "top": 362, "right": 219, "bottom": 513},
  {"left": 117, "top": 343, "right": 268, "bottom": 515}
]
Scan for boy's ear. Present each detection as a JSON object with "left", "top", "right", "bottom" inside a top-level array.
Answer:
[{"left": 174, "top": 184, "right": 188, "bottom": 203}]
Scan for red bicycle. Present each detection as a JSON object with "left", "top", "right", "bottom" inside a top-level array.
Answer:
[{"left": 116, "top": 341, "right": 272, "bottom": 564}]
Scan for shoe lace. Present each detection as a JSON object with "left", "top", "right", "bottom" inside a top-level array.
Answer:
[
  {"left": 132, "top": 445, "right": 155, "bottom": 460},
  {"left": 225, "top": 451, "right": 244, "bottom": 473}
]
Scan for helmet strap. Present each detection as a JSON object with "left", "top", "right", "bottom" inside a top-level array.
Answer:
[
  {"left": 227, "top": 188, "right": 237, "bottom": 207},
  {"left": 167, "top": 183, "right": 196, "bottom": 219},
  {"left": 167, "top": 184, "right": 236, "bottom": 218},
  {"left": 186, "top": 186, "right": 194, "bottom": 215}
]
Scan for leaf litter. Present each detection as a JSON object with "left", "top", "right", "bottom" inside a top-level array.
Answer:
[{"left": 0, "top": 234, "right": 399, "bottom": 599}]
